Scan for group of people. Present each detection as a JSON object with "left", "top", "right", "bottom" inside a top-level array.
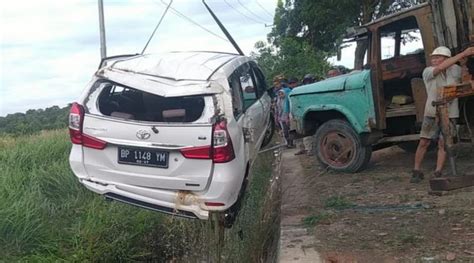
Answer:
[{"left": 271, "top": 69, "right": 343, "bottom": 155}]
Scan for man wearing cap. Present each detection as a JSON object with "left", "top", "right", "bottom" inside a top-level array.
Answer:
[
  {"left": 411, "top": 46, "right": 474, "bottom": 183},
  {"left": 288, "top": 77, "right": 299, "bottom": 89},
  {"left": 302, "top": 74, "right": 316, "bottom": 85}
]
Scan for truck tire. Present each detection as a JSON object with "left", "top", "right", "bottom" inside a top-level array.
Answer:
[{"left": 314, "top": 119, "right": 372, "bottom": 173}]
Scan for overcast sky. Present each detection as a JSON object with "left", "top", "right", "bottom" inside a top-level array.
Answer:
[{"left": 0, "top": 0, "right": 277, "bottom": 116}]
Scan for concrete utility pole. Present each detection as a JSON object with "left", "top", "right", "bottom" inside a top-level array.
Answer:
[{"left": 98, "top": 0, "right": 107, "bottom": 59}]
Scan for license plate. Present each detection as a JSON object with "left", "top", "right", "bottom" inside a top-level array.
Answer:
[{"left": 118, "top": 146, "right": 169, "bottom": 168}]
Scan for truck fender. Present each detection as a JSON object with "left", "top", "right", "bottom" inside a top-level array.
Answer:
[{"left": 302, "top": 104, "right": 370, "bottom": 134}]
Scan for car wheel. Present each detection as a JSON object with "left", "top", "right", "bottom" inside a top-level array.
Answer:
[
  {"left": 260, "top": 115, "right": 275, "bottom": 148},
  {"left": 314, "top": 119, "right": 372, "bottom": 173}
]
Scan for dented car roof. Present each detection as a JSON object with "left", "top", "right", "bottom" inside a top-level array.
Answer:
[
  {"left": 102, "top": 51, "right": 240, "bottom": 81},
  {"left": 94, "top": 51, "right": 243, "bottom": 97}
]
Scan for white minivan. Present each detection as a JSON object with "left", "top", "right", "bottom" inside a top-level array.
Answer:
[{"left": 69, "top": 51, "right": 273, "bottom": 224}]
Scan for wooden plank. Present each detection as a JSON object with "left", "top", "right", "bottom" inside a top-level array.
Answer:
[
  {"left": 377, "top": 134, "right": 419, "bottom": 144},
  {"left": 429, "top": 173, "right": 474, "bottom": 191},
  {"left": 386, "top": 104, "right": 417, "bottom": 118},
  {"left": 411, "top": 78, "right": 427, "bottom": 122}
]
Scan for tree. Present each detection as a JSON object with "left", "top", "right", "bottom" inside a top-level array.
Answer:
[
  {"left": 269, "top": 0, "right": 426, "bottom": 69},
  {"left": 252, "top": 38, "right": 330, "bottom": 86},
  {"left": 0, "top": 105, "right": 71, "bottom": 136}
]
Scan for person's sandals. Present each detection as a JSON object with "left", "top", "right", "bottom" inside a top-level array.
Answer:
[{"left": 410, "top": 170, "right": 425, "bottom": 183}]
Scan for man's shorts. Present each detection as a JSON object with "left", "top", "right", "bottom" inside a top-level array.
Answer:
[{"left": 420, "top": 117, "right": 457, "bottom": 140}]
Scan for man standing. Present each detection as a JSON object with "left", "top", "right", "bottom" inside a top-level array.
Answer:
[
  {"left": 288, "top": 77, "right": 299, "bottom": 89},
  {"left": 276, "top": 79, "right": 294, "bottom": 148},
  {"left": 294, "top": 74, "right": 316, "bottom": 155},
  {"left": 411, "top": 46, "right": 474, "bottom": 183}
]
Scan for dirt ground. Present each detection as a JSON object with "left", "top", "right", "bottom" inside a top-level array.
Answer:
[{"left": 284, "top": 143, "right": 474, "bottom": 262}]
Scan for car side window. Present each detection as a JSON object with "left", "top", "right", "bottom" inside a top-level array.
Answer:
[
  {"left": 238, "top": 63, "right": 258, "bottom": 109},
  {"left": 250, "top": 63, "right": 267, "bottom": 98}
]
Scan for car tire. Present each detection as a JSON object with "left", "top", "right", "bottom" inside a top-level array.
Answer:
[{"left": 314, "top": 119, "right": 372, "bottom": 173}]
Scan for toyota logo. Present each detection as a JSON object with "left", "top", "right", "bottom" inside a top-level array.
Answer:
[{"left": 136, "top": 130, "right": 151, "bottom": 140}]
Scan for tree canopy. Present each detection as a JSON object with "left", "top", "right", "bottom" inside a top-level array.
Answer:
[
  {"left": 0, "top": 105, "right": 70, "bottom": 136},
  {"left": 253, "top": 0, "right": 426, "bottom": 77}
]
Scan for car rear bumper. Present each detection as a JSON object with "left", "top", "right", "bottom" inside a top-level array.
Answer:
[
  {"left": 71, "top": 153, "right": 246, "bottom": 220},
  {"left": 81, "top": 179, "right": 210, "bottom": 219}
]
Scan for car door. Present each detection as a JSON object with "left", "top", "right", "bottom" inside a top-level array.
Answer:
[
  {"left": 250, "top": 63, "right": 271, "bottom": 148},
  {"left": 229, "top": 63, "right": 265, "bottom": 161}
]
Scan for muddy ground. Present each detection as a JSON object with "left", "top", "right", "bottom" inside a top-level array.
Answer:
[{"left": 290, "top": 144, "right": 474, "bottom": 262}]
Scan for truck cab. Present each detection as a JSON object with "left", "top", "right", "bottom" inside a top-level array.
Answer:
[{"left": 290, "top": 0, "right": 474, "bottom": 172}]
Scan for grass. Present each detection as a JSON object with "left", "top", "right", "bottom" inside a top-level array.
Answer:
[
  {"left": 0, "top": 130, "right": 195, "bottom": 261},
  {"left": 302, "top": 212, "right": 330, "bottom": 228},
  {"left": 222, "top": 149, "right": 278, "bottom": 262},
  {"left": 0, "top": 129, "right": 277, "bottom": 261},
  {"left": 325, "top": 196, "right": 355, "bottom": 210}
]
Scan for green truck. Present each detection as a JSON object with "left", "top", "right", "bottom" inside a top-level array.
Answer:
[{"left": 289, "top": 0, "right": 474, "bottom": 172}]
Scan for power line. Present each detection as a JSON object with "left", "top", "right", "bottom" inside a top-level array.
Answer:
[
  {"left": 223, "top": 0, "right": 266, "bottom": 25},
  {"left": 236, "top": 0, "right": 271, "bottom": 23},
  {"left": 255, "top": 0, "right": 274, "bottom": 19},
  {"left": 142, "top": 0, "right": 173, "bottom": 54},
  {"left": 154, "top": 0, "right": 229, "bottom": 43}
]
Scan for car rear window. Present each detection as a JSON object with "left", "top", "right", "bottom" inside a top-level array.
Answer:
[{"left": 85, "top": 81, "right": 206, "bottom": 123}]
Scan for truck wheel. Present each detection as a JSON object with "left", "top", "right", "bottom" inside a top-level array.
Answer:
[{"left": 314, "top": 119, "right": 372, "bottom": 173}]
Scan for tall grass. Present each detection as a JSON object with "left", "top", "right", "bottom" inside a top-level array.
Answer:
[
  {"left": 222, "top": 150, "right": 278, "bottom": 262},
  {"left": 0, "top": 130, "right": 173, "bottom": 261},
  {"left": 0, "top": 130, "right": 278, "bottom": 261}
]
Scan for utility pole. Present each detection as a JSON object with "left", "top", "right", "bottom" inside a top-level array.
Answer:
[{"left": 98, "top": 0, "right": 107, "bottom": 59}]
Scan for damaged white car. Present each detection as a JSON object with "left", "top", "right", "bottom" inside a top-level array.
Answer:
[{"left": 68, "top": 51, "right": 273, "bottom": 225}]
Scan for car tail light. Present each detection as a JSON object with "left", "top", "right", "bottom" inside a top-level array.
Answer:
[
  {"left": 179, "top": 120, "right": 235, "bottom": 163},
  {"left": 69, "top": 103, "right": 84, "bottom": 144},
  {"left": 180, "top": 145, "right": 211, "bottom": 159},
  {"left": 212, "top": 120, "right": 235, "bottom": 163},
  {"left": 68, "top": 102, "right": 107, "bottom": 150},
  {"left": 82, "top": 134, "right": 107, "bottom": 150}
]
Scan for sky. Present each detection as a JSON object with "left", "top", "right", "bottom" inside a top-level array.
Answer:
[{"left": 0, "top": 0, "right": 277, "bottom": 116}]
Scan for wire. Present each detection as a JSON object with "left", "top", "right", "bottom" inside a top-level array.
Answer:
[
  {"left": 223, "top": 0, "right": 266, "bottom": 25},
  {"left": 154, "top": 0, "right": 229, "bottom": 42},
  {"left": 255, "top": 0, "right": 274, "bottom": 19},
  {"left": 236, "top": 0, "right": 272, "bottom": 23},
  {"left": 142, "top": 0, "right": 173, "bottom": 54}
]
